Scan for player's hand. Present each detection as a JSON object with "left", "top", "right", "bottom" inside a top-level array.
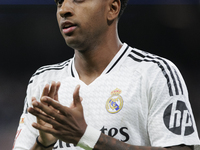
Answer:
[
  {"left": 28, "top": 84, "right": 87, "bottom": 145},
  {"left": 28, "top": 81, "right": 61, "bottom": 146}
]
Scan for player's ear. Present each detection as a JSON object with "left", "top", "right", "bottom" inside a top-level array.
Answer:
[{"left": 107, "top": 0, "right": 121, "bottom": 21}]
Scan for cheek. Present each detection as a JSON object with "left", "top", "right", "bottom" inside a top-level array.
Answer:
[
  {"left": 80, "top": 4, "right": 107, "bottom": 25},
  {"left": 82, "top": 11, "right": 107, "bottom": 31}
]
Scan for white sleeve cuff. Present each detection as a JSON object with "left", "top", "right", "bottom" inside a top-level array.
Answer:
[{"left": 77, "top": 126, "right": 101, "bottom": 150}]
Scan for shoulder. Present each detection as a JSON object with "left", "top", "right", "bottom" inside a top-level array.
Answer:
[
  {"left": 29, "top": 59, "right": 72, "bottom": 85},
  {"left": 126, "top": 46, "right": 185, "bottom": 96},
  {"left": 127, "top": 47, "right": 178, "bottom": 76}
]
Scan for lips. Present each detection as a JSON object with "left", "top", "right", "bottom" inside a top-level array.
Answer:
[{"left": 61, "top": 21, "right": 77, "bottom": 35}]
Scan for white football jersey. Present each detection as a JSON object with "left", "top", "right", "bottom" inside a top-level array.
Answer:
[{"left": 13, "top": 43, "right": 200, "bottom": 150}]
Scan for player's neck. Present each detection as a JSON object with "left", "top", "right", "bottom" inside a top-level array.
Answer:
[{"left": 74, "top": 39, "right": 122, "bottom": 85}]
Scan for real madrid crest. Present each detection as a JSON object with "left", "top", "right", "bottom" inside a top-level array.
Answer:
[{"left": 106, "top": 88, "right": 123, "bottom": 114}]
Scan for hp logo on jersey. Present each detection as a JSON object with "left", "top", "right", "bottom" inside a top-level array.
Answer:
[
  {"left": 106, "top": 88, "right": 123, "bottom": 114},
  {"left": 163, "top": 100, "right": 194, "bottom": 136}
]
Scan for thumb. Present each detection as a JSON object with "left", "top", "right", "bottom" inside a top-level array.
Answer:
[{"left": 73, "top": 85, "right": 82, "bottom": 107}]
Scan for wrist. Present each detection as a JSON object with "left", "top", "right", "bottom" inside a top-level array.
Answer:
[
  {"left": 36, "top": 136, "right": 56, "bottom": 149},
  {"left": 77, "top": 126, "right": 101, "bottom": 150}
]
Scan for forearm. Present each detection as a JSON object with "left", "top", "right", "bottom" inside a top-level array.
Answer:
[
  {"left": 94, "top": 133, "right": 192, "bottom": 150},
  {"left": 94, "top": 133, "right": 162, "bottom": 150}
]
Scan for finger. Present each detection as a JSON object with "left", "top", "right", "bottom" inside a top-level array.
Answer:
[
  {"left": 30, "top": 101, "right": 64, "bottom": 128},
  {"left": 32, "top": 98, "right": 60, "bottom": 117},
  {"left": 48, "top": 81, "right": 57, "bottom": 98},
  {"left": 69, "top": 97, "right": 83, "bottom": 108},
  {"left": 33, "top": 97, "right": 73, "bottom": 127},
  {"left": 32, "top": 97, "right": 37, "bottom": 103},
  {"left": 32, "top": 121, "right": 59, "bottom": 136},
  {"left": 73, "top": 85, "right": 81, "bottom": 107},
  {"left": 31, "top": 99, "right": 50, "bottom": 116},
  {"left": 42, "top": 84, "right": 50, "bottom": 97},
  {"left": 28, "top": 105, "right": 49, "bottom": 126},
  {"left": 29, "top": 106, "right": 59, "bottom": 126},
  {"left": 54, "top": 82, "right": 61, "bottom": 101},
  {"left": 28, "top": 106, "right": 47, "bottom": 118},
  {"left": 41, "top": 84, "right": 50, "bottom": 106},
  {"left": 32, "top": 97, "right": 43, "bottom": 113},
  {"left": 41, "top": 96, "right": 71, "bottom": 117}
]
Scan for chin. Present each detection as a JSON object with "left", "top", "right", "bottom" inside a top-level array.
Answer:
[
  {"left": 65, "top": 39, "right": 83, "bottom": 50},
  {"left": 64, "top": 36, "right": 89, "bottom": 51}
]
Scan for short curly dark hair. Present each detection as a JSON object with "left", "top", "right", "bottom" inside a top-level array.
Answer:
[{"left": 119, "top": 0, "right": 129, "bottom": 18}]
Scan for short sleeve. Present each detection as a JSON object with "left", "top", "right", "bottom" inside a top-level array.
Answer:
[{"left": 147, "top": 59, "right": 200, "bottom": 149}]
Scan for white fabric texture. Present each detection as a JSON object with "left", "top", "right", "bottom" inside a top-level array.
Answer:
[{"left": 13, "top": 43, "right": 200, "bottom": 150}]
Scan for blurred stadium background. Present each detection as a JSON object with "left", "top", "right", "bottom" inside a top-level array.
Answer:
[{"left": 0, "top": 0, "right": 200, "bottom": 149}]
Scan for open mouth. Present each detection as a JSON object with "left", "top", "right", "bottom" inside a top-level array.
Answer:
[
  {"left": 62, "top": 25, "right": 77, "bottom": 34},
  {"left": 61, "top": 21, "right": 77, "bottom": 34},
  {"left": 61, "top": 21, "right": 76, "bottom": 29},
  {"left": 63, "top": 24, "right": 74, "bottom": 29}
]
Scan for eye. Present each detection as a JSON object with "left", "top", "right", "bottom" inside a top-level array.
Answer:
[
  {"left": 54, "top": 0, "right": 64, "bottom": 6},
  {"left": 73, "top": 0, "right": 84, "bottom": 2}
]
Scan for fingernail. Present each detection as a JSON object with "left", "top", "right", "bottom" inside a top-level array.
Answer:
[
  {"left": 41, "top": 96, "right": 47, "bottom": 101},
  {"left": 32, "top": 122, "right": 37, "bottom": 127},
  {"left": 32, "top": 101, "right": 38, "bottom": 106}
]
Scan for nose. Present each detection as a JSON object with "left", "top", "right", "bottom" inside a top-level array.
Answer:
[{"left": 58, "top": 0, "right": 73, "bottom": 18}]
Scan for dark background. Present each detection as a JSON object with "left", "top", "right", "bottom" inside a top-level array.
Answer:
[{"left": 0, "top": 1, "right": 200, "bottom": 149}]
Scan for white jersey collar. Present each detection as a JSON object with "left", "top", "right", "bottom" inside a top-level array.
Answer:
[{"left": 68, "top": 43, "right": 131, "bottom": 79}]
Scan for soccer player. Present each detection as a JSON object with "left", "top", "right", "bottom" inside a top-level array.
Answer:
[{"left": 13, "top": 0, "right": 200, "bottom": 150}]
